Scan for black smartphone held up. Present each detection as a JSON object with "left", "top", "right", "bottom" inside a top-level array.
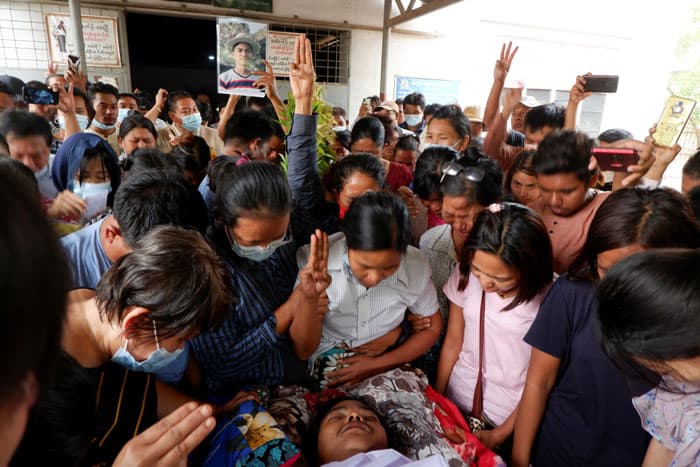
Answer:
[
  {"left": 583, "top": 75, "right": 619, "bottom": 93},
  {"left": 591, "top": 147, "right": 639, "bottom": 172},
  {"left": 67, "top": 54, "right": 80, "bottom": 70},
  {"left": 22, "top": 86, "right": 59, "bottom": 105}
]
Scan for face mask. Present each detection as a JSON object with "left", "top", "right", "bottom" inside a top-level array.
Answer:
[
  {"left": 117, "top": 108, "right": 130, "bottom": 124},
  {"left": 421, "top": 140, "right": 463, "bottom": 153},
  {"left": 111, "top": 321, "right": 188, "bottom": 383},
  {"left": 33, "top": 164, "right": 49, "bottom": 179},
  {"left": 180, "top": 113, "right": 202, "bottom": 133},
  {"left": 73, "top": 181, "right": 111, "bottom": 196},
  {"left": 92, "top": 119, "right": 115, "bottom": 131},
  {"left": 228, "top": 230, "right": 291, "bottom": 262},
  {"left": 404, "top": 114, "right": 423, "bottom": 127},
  {"left": 332, "top": 125, "right": 347, "bottom": 132},
  {"left": 58, "top": 114, "right": 90, "bottom": 131}
]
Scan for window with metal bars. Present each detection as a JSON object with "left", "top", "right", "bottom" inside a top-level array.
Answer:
[{"left": 270, "top": 23, "right": 350, "bottom": 84}]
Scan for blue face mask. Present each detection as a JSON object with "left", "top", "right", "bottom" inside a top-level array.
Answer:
[
  {"left": 92, "top": 118, "right": 116, "bottom": 131},
  {"left": 404, "top": 114, "right": 423, "bottom": 127},
  {"left": 181, "top": 113, "right": 202, "bottom": 133},
  {"left": 111, "top": 321, "right": 187, "bottom": 383},
  {"left": 117, "top": 108, "right": 130, "bottom": 124},
  {"left": 228, "top": 229, "right": 291, "bottom": 262},
  {"left": 58, "top": 114, "right": 90, "bottom": 131}
]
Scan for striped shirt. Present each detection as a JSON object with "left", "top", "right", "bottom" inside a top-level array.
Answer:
[
  {"left": 299, "top": 232, "right": 439, "bottom": 366},
  {"left": 190, "top": 223, "right": 300, "bottom": 397}
]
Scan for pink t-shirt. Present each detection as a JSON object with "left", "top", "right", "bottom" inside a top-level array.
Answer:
[{"left": 443, "top": 267, "right": 547, "bottom": 425}]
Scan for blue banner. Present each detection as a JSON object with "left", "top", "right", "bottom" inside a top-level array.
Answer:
[{"left": 394, "top": 75, "right": 461, "bottom": 105}]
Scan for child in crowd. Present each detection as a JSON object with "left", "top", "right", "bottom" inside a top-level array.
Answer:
[{"left": 436, "top": 203, "right": 552, "bottom": 453}]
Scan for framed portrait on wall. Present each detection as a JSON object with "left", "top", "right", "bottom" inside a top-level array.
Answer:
[{"left": 45, "top": 13, "right": 121, "bottom": 67}]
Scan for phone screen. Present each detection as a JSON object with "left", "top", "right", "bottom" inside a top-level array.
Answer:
[
  {"left": 653, "top": 96, "right": 696, "bottom": 147},
  {"left": 23, "top": 87, "right": 59, "bottom": 105}
]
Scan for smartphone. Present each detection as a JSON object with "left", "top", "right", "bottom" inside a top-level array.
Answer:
[
  {"left": 591, "top": 147, "right": 639, "bottom": 172},
  {"left": 363, "top": 97, "right": 371, "bottom": 106},
  {"left": 652, "top": 96, "right": 697, "bottom": 148},
  {"left": 67, "top": 54, "right": 80, "bottom": 70},
  {"left": 583, "top": 75, "right": 619, "bottom": 93},
  {"left": 22, "top": 86, "right": 59, "bottom": 105}
]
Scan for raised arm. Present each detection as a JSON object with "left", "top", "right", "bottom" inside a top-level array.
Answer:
[
  {"left": 564, "top": 75, "right": 592, "bottom": 130},
  {"left": 216, "top": 93, "right": 241, "bottom": 140},
  {"left": 253, "top": 60, "right": 288, "bottom": 132},
  {"left": 286, "top": 34, "right": 328, "bottom": 213},
  {"left": 483, "top": 42, "right": 519, "bottom": 131},
  {"left": 145, "top": 88, "right": 168, "bottom": 124}
]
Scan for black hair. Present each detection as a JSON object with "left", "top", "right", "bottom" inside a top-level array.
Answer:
[
  {"left": 569, "top": 187, "right": 700, "bottom": 281},
  {"left": 72, "top": 86, "right": 94, "bottom": 121},
  {"left": 412, "top": 146, "right": 460, "bottom": 200},
  {"left": 682, "top": 148, "right": 700, "bottom": 178},
  {"left": 0, "top": 109, "right": 52, "bottom": 147},
  {"left": 688, "top": 185, "right": 700, "bottom": 222},
  {"left": 351, "top": 116, "right": 385, "bottom": 151},
  {"left": 76, "top": 146, "right": 121, "bottom": 207},
  {"left": 167, "top": 90, "right": 194, "bottom": 113},
  {"left": 87, "top": 82, "right": 119, "bottom": 101},
  {"left": 96, "top": 225, "right": 231, "bottom": 340},
  {"left": 302, "top": 396, "right": 391, "bottom": 467},
  {"left": 503, "top": 149, "right": 537, "bottom": 201},
  {"left": 598, "top": 249, "right": 700, "bottom": 385},
  {"left": 430, "top": 104, "right": 471, "bottom": 140},
  {"left": 118, "top": 112, "right": 158, "bottom": 140},
  {"left": 216, "top": 161, "right": 292, "bottom": 227},
  {"left": 333, "top": 129, "right": 352, "bottom": 151},
  {"left": 0, "top": 159, "right": 67, "bottom": 403},
  {"left": 113, "top": 170, "right": 208, "bottom": 246},
  {"left": 121, "top": 148, "right": 182, "bottom": 179},
  {"left": 332, "top": 106, "right": 346, "bottom": 118},
  {"left": 402, "top": 92, "right": 426, "bottom": 111},
  {"left": 117, "top": 93, "right": 138, "bottom": 106},
  {"left": 423, "top": 103, "right": 440, "bottom": 119},
  {"left": 332, "top": 153, "right": 386, "bottom": 194},
  {"left": 374, "top": 113, "right": 400, "bottom": 147},
  {"left": 171, "top": 137, "right": 211, "bottom": 185},
  {"left": 395, "top": 134, "right": 420, "bottom": 153},
  {"left": 441, "top": 157, "right": 503, "bottom": 207},
  {"left": 343, "top": 191, "right": 410, "bottom": 253},
  {"left": 597, "top": 128, "right": 634, "bottom": 144},
  {"left": 223, "top": 109, "right": 275, "bottom": 145},
  {"left": 523, "top": 103, "right": 565, "bottom": 132},
  {"left": 458, "top": 203, "right": 553, "bottom": 310},
  {"left": 0, "top": 81, "right": 15, "bottom": 98},
  {"left": 24, "top": 80, "right": 49, "bottom": 92},
  {"left": 395, "top": 98, "right": 404, "bottom": 106},
  {"left": 0, "top": 133, "right": 9, "bottom": 156},
  {"left": 532, "top": 129, "right": 594, "bottom": 181},
  {"left": 196, "top": 98, "right": 213, "bottom": 123}
]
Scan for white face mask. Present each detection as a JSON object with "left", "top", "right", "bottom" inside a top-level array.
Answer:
[
  {"left": 73, "top": 181, "right": 111, "bottom": 220},
  {"left": 58, "top": 114, "right": 90, "bottom": 131}
]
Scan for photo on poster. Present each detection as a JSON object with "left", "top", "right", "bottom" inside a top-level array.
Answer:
[{"left": 217, "top": 18, "right": 267, "bottom": 97}]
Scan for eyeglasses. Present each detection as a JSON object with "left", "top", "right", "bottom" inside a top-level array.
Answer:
[{"left": 439, "top": 161, "right": 486, "bottom": 184}]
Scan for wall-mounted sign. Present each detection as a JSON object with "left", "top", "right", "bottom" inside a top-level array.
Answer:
[
  {"left": 213, "top": 0, "right": 273, "bottom": 13},
  {"left": 45, "top": 13, "right": 121, "bottom": 67},
  {"left": 394, "top": 75, "right": 461, "bottom": 105},
  {"left": 267, "top": 31, "right": 302, "bottom": 77}
]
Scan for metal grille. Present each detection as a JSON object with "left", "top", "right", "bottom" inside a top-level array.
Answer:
[{"left": 269, "top": 23, "right": 350, "bottom": 84}]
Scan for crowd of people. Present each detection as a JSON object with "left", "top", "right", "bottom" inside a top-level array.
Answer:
[{"left": 1, "top": 34, "right": 699, "bottom": 467}]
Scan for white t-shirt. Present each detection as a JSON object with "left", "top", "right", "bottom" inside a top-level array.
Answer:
[{"left": 323, "top": 449, "right": 448, "bottom": 467}]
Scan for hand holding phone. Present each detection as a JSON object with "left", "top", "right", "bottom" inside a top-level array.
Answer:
[
  {"left": 22, "top": 86, "right": 59, "bottom": 105},
  {"left": 582, "top": 75, "right": 619, "bottom": 93},
  {"left": 591, "top": 147, "right": 639, "bottom": 172},
  {"left": 652, "top": 96, "right": 696, "bottom": 148}
]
